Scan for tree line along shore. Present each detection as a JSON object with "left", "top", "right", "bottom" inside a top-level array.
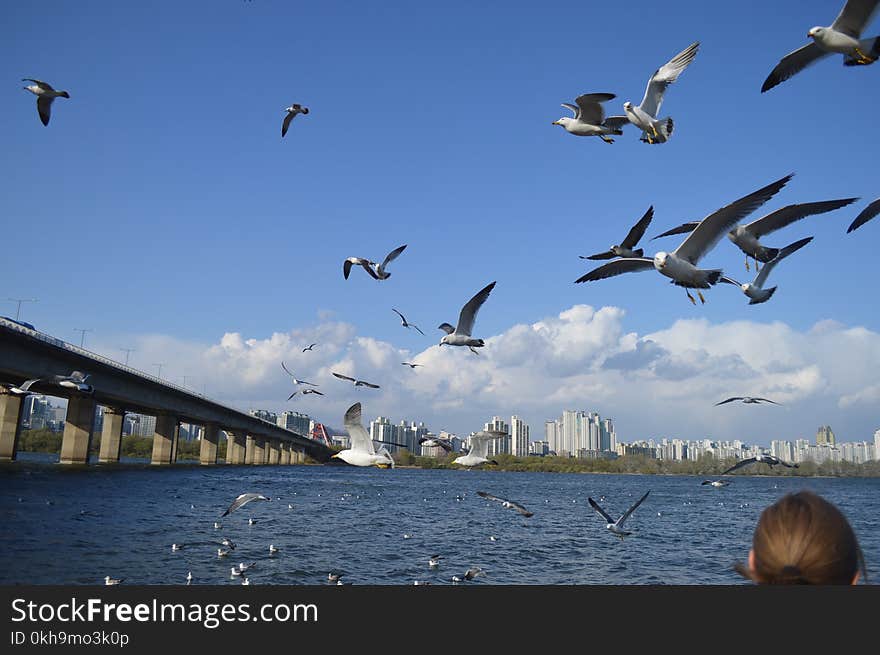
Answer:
[{"left": 12, "top": 429, "right": 880, "bottom": 477}]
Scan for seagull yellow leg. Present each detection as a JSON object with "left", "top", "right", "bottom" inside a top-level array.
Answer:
[
  {"left": 745, "top": 256, "right": 750, "bottom": 272},
  {"left": 698, "top": 291, "right": 706, "bottom": 304},
  {"left": 853, "top": 47, "right": 875, "bottom": 64},
  {"left": 686, "top": 289, "right": 696, "bottom": 305},
  {"left": 600, "top": 135, "right": 614, "bottom": 144},
  {"left": 651, "top": 124, "right": 659, "bottom": 138}
]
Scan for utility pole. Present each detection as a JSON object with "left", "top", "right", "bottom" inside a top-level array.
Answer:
[
  {"left": 153, "top": 363, "right": 164, "bottom": 379},
  {"left": 7, "top": 298, "right": 37, "bottom": 321},
  {"left": 73, "top": 328, "right": 93, "bottom": 348},
  {"left": 120, "top": 348, "right": 135, "bottom": 366}
]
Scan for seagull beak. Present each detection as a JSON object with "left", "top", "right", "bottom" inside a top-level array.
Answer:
[
  {"left": 552, "top": 120, "right": 561, "bottom": 125},
  {"left": 330, "top": 453, "right": 339, "bottom": 459}
]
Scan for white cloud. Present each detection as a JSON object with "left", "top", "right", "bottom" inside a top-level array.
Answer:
[{"left": 90, "top": 307, "right": 880, "bottom": 445}]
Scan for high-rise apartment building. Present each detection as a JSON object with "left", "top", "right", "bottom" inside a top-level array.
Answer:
[
  {"left": 484, "top": 416, "right": 510, "bottom": 456},
  {"left": 816, "top": 425, "right": 835, "bottom": 446},
  {"left": 510, "top": 416, "right": 530, "bottom": 457}
]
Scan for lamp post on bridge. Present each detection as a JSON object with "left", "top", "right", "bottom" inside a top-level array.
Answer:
[
  {"left": 121, "top": 348, "right": 135, "bottom": 366},
  {"left": 153, "top": 363, "right": 164, "bottom": 379},
  {"left": 73, "top": 328, "right": 93, "bottom": 348},
  {"left": 7, "top": 298, "right": 38, "bottom": 321}
]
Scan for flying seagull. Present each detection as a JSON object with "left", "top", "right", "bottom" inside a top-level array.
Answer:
[
  {"left": 419, "top": 436, "right": 453, "bottom": 452},
  {"left": 331, "top": 402, "right": 394, "bottom": 468},
  {"left": 719, "top": 236, "right": 813, "bottom": 304},
  {"left": 575, "top": 175, "right": 793, "bottom": 304},
  {"left": 451, "top": 431, "right": 506, "bottom": 467},
  {"left": 343, "top": 244, "right": 407, "bottom": 280},
  {"left": 281, "top": 362, "right": 318, "bottom": 387},
  {"left": 452, "top": 567, "right": 486, "bottom": 583},
  {"left": 607, "top": 42, "right": 700, "bottom": 144},
  {"left": 392, "top": 308, "right": 425, "bottom": 335},
  {"left": 721, "top": 454, "right": 799, "bottom": 474},
  {"left": 287, "top": 388, "right": 324, "bottom": 401},
  {"left": 654, "top": 199, "right": 856, "bottom": 270},
  {"left": 438, "top": 281, "right": 496, "bottom": 351},
  {"left": 715, "top": 396, "right": 780, "bottom": 406},
  {"left": 302, "top": 343, "right": 317, "bottom": 352},
  {"left": 847, "top": 197, "right": 880, "bottom": 233},
  {"left": 761, "top": 0, "right": 880, "bottom": 93},
  {"left": 220, "top": 493, "right": 270, "bottom": 517},
  {"left": 281, "top": 103, "right": 309, "bottom": 137},
  {"left": 581, "top": 206, "right": 654, "bottom": 260},
  {"left": 401, "top": 362, "right": 422, "bottom": 369},
  {"left": 587, "top": 490, "right": 651, "bottom": 539},
  {"left": 6, "top": 377, "right": 45, "bottom": 395},
  {"left": 332, "top": 372, "right": 380, "bottom": 388},
  {"left": 701, "top": 479, "right": 731, "bottom": 487},
  {"left": 22, "top": 78, "right": 70, "bottom": 126},
  {"left": 477, "top": 491, "right": 534, "bottom": 517},
  {"left": 552, "top": 93, "right": 628, "bottom": 144}
]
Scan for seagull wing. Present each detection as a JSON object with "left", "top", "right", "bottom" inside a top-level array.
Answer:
[
  {"left": 455, "top": 281, "right": 496, "bottom": 336},
  {"left": 720, "top": 458, "right": 757, "bottom": 475},
  {"left": 582, "top": 250, "right": 616, "bottom": 260},
  {"left": 719, "top": 276, "right": 743, "bottom": 287},
  {"left": 332, "top": 372, "right": 357, "bottom": 383},
  {"left": 603, "top": 115, "right": 631, "bottom": 130},
  {"left": 847, "top": 198, "right": 880, "bottom": 233},
  {"left": 618, "top": 490, "right": 650, "bottom": 527},
  {"left": 16, "top": 377, "right": 46, "bottom": 392},
  {"left": 356, "top": 380, "right": 380, "bottom": 388},
  {"left": 411, "top": 323, "right": 425, "bottom": 335},
  {"left": 509, "top": 501, "right": 534, "bottom": 517},
  {"left": 753, "top": 236, "right": 813, "bottom": 288},
  {"left": 754, "top": 397, "right": 780, "bottom": 405},
  {"left": 777, "top": 459, "right": 798, "bottom": 468},
  {"left": 469, "top": 431, "right": 505, "bottom": 458},
  {"left": 561, "top": 102, "right": 580, "bottom": 118},
  {"left": 715, "top": 397, "right": 743, "bottom": 405},
  {"left": 381, "top": 244, "right": 407, "bottom": 269},
  {"left": 287, "top": 391, "right": 299, "bottom": 401},
  {"left": 343, "top": 260, "right": 353, "bottom": 279},
  {"left": 639, "top": 42, "right": 699, "bottom": 117},
  {"left": 438, "top": 323, "right": 456, "bottom": 334},
  {"left": 745, "top": 198, "right": 859, "bottom": 237},
  {"left": 477, "top": 491, "right": 506, "bottom": 504},
  {"left": 281, "top": 361, "right": 295, "bottom": 377},
  {"left": 574, "top": 258, "right": 654, "bottom": 283},
  {"left": 436, "top": 439, "right": 452, "bottom": 452},
  {"left": 36, "top": 96, "right": 53, "bottom": 126},
  {"left": 573, "top": 93, "right": 615, "bottom": 125},
  {"left": 22, "top": 78, "right": 54, "bottom": 90},
  {"left": 761, "top": 42, "right": 829, "bottom": 93},
  {"left": 343, "top": 402, "right": 375, "bottom": 454},
  {"left": 651, "top": 221, "right": 698, "bottom": 240},
  {"left": 281, "top": 111, "right": 294, "bottom": 137},
  {"left": 831, "top": 0, "right": 880, "bottom": 38},
  {"left": 588, "top": 497, "right": 615, "bottom": 524},
  {"left": 221, "top": 493, "right": 268, "bottom": 517},
  {"left": 621, "top": 206, "right": 655, "bottom": 249},
  {"left": 674, "top": 174, "right": 793, "bottom": 265},
  {"left": 392, "top": 308, "right": 407, "bottom": 322}
]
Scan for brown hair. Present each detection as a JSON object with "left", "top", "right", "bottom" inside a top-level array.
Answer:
[{"left": 735, "top": 490, "right": 866, "bottom": 585}]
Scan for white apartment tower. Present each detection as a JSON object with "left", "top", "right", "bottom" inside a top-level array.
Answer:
[{"left": 510, "top": 416, "right": 530, "bottom": 457}]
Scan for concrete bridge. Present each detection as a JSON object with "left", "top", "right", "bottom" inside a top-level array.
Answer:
[{"left": 0, "top": 317, "right": 332, "bottom": 465}]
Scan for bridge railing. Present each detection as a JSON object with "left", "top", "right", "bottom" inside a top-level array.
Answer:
[{"left": 0, "top": 317, "right": 307, "bottom": 440}]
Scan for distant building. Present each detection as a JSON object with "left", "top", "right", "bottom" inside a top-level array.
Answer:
[
  {"left": 484, "top": 416, "right": 510, "bottom": 456},
  {"left": 530, "top": 440, "right": 549, "bottom": 456},
  {"left": 249, "top": 409, "right": 277, "bottom": 425},
  {"left": 816, "top": 425, "right": 835, "bottom": 446},
  {"left": 277, "top": 410, "right": 310, "bottom": 435},
  {"left": 510, "top": 416, "right": 530, "bottom": 457}
]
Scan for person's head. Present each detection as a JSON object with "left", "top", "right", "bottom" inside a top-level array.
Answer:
[{"left": 735, "top": 490, "right": 865, "bottom": 585}]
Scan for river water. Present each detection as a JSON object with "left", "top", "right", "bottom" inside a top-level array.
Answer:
[{"left": 1, "top": 453, "right": 877, "bottom": 585}]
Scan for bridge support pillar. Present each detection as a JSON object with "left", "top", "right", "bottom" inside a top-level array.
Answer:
[
  {"left": 170, "top": 424, "right": 181, "bottom": 463},
  {"left": 0, "top": 392, "right": 23, "bottom": 462},
  {"left": 268, "top": 440, "right": 280, "bottom": 465},
  {"left": 225, "top": 431, "right": 245, "bottom": 464},
  {"left": 200, "top": 423, "right": 219, "bottom": 465},
  {"left": 253, "top": 437, "right": 267, "bottom": 465},
  {"left": 280, "top": 442, "right": 291, "bottom": 465},
  {"left": 60, "top": 395, "right": 97, "bottom": 465},
  {"left": 293, "top": 447, "right": 303, "bottom": 464},
  {"left": 151, "top": 414, "right": 177, "bottom": 465},
  {"left": 98, "top": 407, "right": 125, "bottom": 463},
  {"left": 245, "top": 435, "right": 256, "bottom": 464}
]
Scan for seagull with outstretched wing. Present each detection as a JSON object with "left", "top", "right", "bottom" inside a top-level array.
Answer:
[
  {"left": 221, "top": 493, "right": 270, "bottom": 517},
  {"left": 438, "top": 281, "right": 496, "bottom": 351},
  {"left": 281, "top": 103, "right": 309, "bottom": 137},
  {"left": 477, "top": 491, "right": 534, "bottom": 517},
  {"left": 715, "top": 396, "right": 780, "bottom": 406},
  {"left": 576, "top": 175, "right": 793, "bottom": 304},
  {"left": 761, "top": 0, "right": 880, "bottom": 93},
  {"left": 721, "top": 454, "right": 799, "bottom": 474},
  {"left": 392, "top": 308, "right": 425, "bottom": 335},
  {"left": 587, "top": 491, "right": 651, "bottom": 539},
  {"left": 608, "top": 42, "right": 699, "bottom": 144},
  {"left": 22, "top": 78, "right": 70, "bottom": 126},
  {"left": 582, "top": 207, "right": 654, "bottom": 261},
  {"left": 331, "top": 402, "right": 394, "bottom": 468},
  {"left": 719, "top": 236, "right": 813, "bottom": 304},
  {"left": 552, "top": 93, "right": 627, "bottom": 143}
]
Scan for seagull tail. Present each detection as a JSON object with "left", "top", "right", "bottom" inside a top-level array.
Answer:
[
  {"left": 749, "top": 286, "right": 776, "bottom": 305},
  {"left": 632, "top": 248, "right": 644, "bottom": 258},
  {"left": 705, "top": 270, "right": 723, "bottom": 286},
  {"left": 657, "top": 116, "right": 673, "bottom": 142}
]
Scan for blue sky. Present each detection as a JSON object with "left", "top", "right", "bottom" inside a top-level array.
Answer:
[{"left": 2, "top": 1, "right": 879, "bottom": 446}]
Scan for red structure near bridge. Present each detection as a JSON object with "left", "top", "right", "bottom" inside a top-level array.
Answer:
[{"left": 311, "top": 423, "right": 332, "bottom": 447}]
